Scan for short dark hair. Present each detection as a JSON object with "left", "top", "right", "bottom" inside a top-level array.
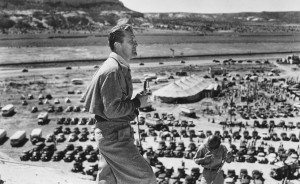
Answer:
[
  {"left": 108, "top": 24, "right": 133, "bottom": 51},
  {"left": 207, "top": 135, "right": 221, "bottom": 150}
]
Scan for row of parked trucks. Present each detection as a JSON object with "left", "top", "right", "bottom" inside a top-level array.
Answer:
[
  {"left": 1, "top": 104, "right": 49, "bottom": 124},
  {"left": 0, "top": 128, "right": 43, "bottom": 147}
]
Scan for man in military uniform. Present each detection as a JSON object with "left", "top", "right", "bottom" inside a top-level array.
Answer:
[
  {"left": 194, "top": 135, "right": 234, "bottom": 184},
  {"left": 84, "top": 24, "right": 156, "bottom": 184}
]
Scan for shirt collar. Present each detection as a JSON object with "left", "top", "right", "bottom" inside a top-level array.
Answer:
[{"left": 109, "top": 52, "right": 130, "bottom": 69}]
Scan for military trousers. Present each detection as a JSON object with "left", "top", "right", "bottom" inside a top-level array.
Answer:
[
  {"left": 95, "top": 126, "right": 156, "bottom": 184},
  {"left": 198, "top": 169, "right": 224, "bottom": 184}
]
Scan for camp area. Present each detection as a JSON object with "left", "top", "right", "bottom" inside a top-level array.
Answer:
[{"left": 1, "top": 52, "right": 300, "bottom": 184}]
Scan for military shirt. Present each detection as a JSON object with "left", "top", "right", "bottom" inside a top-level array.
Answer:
[
  {"left": 83, "top": 52, "right": 138, "bottom": 132},
  {"left": 194, "top": 144, "right": 228, "bottom": 169}
]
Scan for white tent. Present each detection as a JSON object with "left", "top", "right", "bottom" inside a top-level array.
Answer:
[{"left": 153, "top": 75, "right": 220, "bottom": 103}]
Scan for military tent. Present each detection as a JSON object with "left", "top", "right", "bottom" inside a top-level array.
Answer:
[{"left": 153, "top": 75, "right": 220, "bottom": 103}]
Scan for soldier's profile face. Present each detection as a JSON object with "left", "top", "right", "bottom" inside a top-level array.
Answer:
[{"left": 119, "top": 30, "right": 137, "bottom": 59}]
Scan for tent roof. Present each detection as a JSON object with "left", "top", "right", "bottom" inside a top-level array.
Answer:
[{"left": 153, "top": 75, "right": 219, "bottom": 98}]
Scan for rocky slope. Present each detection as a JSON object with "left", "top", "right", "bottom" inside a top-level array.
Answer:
[{"left": 0, "top": 0, "right": 299, "bottom": 35}]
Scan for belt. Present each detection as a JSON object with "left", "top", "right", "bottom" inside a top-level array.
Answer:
[
  {"left": 94, "top": 115, "right": 130, "bottom": 136},
  {"left": 204, "top": 167, "right": 219, "bottom": 171},
  {"left": 95, "top": 126, "right": 133, "bottom": 141}
]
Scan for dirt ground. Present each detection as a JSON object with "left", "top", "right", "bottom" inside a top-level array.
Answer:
[{"left": 0, "top": 55, "right": 300, "bottom": 184}]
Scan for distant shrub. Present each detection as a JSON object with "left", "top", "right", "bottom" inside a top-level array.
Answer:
[
  {"left": 33, "top": 11, "right": 45, "bottom": 21},
  {"left": 103, "top": 13, "right": 118, "bottom": 26},
  {"left": 0, "top": 16, "right": 15, "bottom": 30},
  {"left": 35, "top": 21, "right": 46, "bottom": 29},
  {"left": 14, "top": 21, "right": 32, "bottom": 30},
  {"left": 67, "top": 16, "right": 89, "bottom": 26}
]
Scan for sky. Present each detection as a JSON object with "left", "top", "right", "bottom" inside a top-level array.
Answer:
[{"left": 120, "top": 0, "right": 300, "bottom": 13}]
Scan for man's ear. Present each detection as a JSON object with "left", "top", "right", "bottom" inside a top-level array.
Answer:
[{"left": 114, "top": 42, "right": 120, "bottom": 51}]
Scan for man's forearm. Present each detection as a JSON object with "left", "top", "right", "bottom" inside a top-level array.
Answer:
[{"left": 194, "top": 157, "right": 205, "bottom": 165}]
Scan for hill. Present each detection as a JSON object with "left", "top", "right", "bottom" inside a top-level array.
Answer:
[
  {"left": 0, "top": 0, "right": 127, "bottom": 11},
  {"left": 0, "top": 0, "right": 299, "bottom": 34},
  {"left": 145, "top": 12, "right": 300, "bottom": 33},
  {"left": 145, "top": 11, "right": 300, "bottom": 23},
  {"left": 0, "top": 0, "right": 144, "bottom": 34}
]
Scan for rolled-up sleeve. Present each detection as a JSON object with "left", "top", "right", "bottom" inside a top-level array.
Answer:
[
  {"left": 101, "top": 71, "right": 136, "bottom": 119},
  {"left": 193, "top": 145, "right": 205, "bottom": 164}
]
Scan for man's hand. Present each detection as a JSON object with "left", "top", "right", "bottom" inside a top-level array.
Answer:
[
  {"left": 195, "top": 153, "right": 212, "bottom": 165},
  {"left": 225, "top": 151, "right": 234, "bottom": 163},
  {"left": 135, "top": 93, "right": 150, "bottom": 108},
  {"left": 204, "top": 152, "right": 213, "bottom": 163}
]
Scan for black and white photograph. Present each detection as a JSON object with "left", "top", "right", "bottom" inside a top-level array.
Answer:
[{"left": 1, "top": 0, "right": 300, "bottom": 183}]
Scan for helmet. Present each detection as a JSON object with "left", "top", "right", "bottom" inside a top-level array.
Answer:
[{"left": 206, "top": 135, "right": 221, "bottom": 150}]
